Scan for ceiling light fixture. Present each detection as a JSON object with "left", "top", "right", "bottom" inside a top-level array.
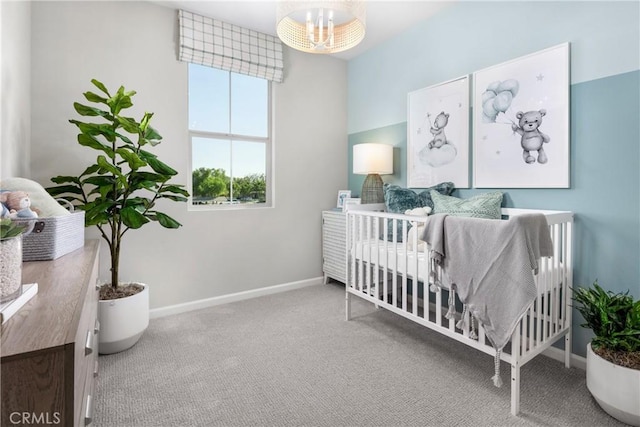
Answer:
[{"left": 276, "top": 1, "right": 366, "bottom": 54}]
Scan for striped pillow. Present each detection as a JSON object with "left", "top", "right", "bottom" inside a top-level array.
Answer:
[{"left": 431, "top": 190, "right": 503, "bottom": 219}]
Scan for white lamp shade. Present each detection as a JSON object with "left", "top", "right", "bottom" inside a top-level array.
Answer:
[{"left": 353, "top": 143, "right": 393, "bottom": 175}]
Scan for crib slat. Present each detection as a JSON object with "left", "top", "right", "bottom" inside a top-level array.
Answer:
[
  {"left": 358, "top": 216, "right": 364, "bottom": 293},
  {"left": 543, "top": 254, "right": 550, "bottom": 341},
  {"left": 435, "top": 288, "right": 441, "bottom": 326},
  {"left": 416, "top": 221, "right": 424, "bottom": 316},
  {"left": 520, "top": 315, "right": 526, "bottom": 356},
  {"left": 392, "top": 218, "right": 398, "bottom": 307},
  {"left": 373, "top": 217, "right": 380, "bottom": 301},
  {"left": 552, "top": 224, "right": 560, "bottom": 334},
  {"left": 448, "top": 288, "right": 456, "bottom": 331},
  {"left": 370, "top": 216, "right": 377, "bottom": 300},
  {"left": 383, "top": 217, "right": 388, "bottom": 301},
  {"left": 402, "top": 219, "right": 408, "bottom": 312},
  {"left": 536, "top": 278, "right": 542, "bottom": 345},
  {"left": 365, "top": 216, "right": 371, "bottom": 296},
  {"left": 350, "top": 214, "right": 356, "bottom": 291},
  {"left": 528, "top": 305, "right": 534, "bottom": 356}
]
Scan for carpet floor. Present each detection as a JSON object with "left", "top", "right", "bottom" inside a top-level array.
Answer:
[{"left": 94, "top": 282, "right": 626, "bottom": 427}]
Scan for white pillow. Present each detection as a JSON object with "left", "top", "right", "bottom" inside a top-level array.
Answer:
[{"left": 0, "top": 177, "right": 71, "bottom": 217}]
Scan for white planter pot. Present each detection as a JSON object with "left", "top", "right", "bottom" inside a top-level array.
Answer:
[
  {"left": 586, "top": 343, "right": 640, "bottom": 426},
  {"left": 0, "top": 235, "right": 23, "bottom": 303},
  {"left": 98, "top": 283, "right": 149, "bottom": 354}
]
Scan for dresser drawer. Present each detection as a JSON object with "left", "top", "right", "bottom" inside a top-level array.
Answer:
[{"left": 73, "top": 254, "right": 99, "bottom": 427}]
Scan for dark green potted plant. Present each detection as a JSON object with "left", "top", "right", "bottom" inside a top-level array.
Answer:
[
  {"left": 47, "top": 79, "right": 189, "bottom": 354},
  {"left": 573, "top": 280, "right": 640, "bottom": 425}
]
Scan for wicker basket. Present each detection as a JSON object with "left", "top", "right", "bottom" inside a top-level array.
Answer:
[{"left": 15, "top": 201, "right": 85, "bottom": 261}]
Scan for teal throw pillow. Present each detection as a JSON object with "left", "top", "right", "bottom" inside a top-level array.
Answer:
[
  {"left": 383, "top": 182, "right": 455, "bottom": 213},
  {"left": 382, "top": 182, "right": 455, "bottom": 241},
  {"left": 431, "top": 190, "right": 503, "bottom": 219}
]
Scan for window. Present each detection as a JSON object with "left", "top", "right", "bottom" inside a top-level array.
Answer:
[{"left": 188, "top": 63, "right": 272, "bottom": 208}]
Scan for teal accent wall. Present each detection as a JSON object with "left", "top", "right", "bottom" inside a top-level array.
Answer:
[{"left": 347, "top": 1, "right": 640, "bottom": 358}]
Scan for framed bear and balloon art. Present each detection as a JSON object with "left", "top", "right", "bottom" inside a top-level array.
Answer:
[
  {"left": 407, "top": 43, "right": 569, "bottom": 189},
  {"left": 472, "top": 43, "right": 570, "bottom": 188}
]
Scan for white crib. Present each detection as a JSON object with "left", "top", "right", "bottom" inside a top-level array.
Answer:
[{"left": 345, "top": 207, "right": 574, "bottom": 416}]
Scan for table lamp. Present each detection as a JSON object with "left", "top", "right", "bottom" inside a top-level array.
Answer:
[{"left": 353, "top": 143, "right": 393, "bottom": 204}]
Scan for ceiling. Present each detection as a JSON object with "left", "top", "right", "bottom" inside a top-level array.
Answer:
[{"left": 153, "top": 1, "right": 452, "bottom": 60}]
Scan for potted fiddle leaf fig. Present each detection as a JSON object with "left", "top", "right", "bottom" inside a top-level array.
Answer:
[
  {"left": 47, "top": 79, "right": 189, "bottom": 354},
  {"left": 573, "top": 280, "right": 640, "bottom": 426}
]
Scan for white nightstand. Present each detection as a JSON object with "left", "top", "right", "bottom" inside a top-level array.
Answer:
[
  {"left": 322, "top": 203, "right": 386, "bottom": 285},
  {"left": 321, "top": 210, "right": 346, "bottom": 284}
]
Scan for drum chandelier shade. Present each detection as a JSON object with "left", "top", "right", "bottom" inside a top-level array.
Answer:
[{"left": 276, "top": 1, "right": 366, "bottom": 54}]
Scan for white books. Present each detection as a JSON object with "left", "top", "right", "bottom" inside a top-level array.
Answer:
[{"left": 0, "top": 283, "right": 38, "bottom": 324}]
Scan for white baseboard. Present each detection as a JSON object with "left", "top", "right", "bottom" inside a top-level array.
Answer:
[
  {"left": 150, "top": 277, "right": 324, "bottom": 319},
  {"left": 542, "top": 346, "right": 586, "bottom": 370}
]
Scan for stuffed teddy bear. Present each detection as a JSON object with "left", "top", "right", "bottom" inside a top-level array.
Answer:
[
  {"left": 1, "top": 191, "right": 39, "bottom": 219},
  {"left": 511, "top": 109, "right": 550, "bottom": 164},
  {"left": 404, "top": 206, "right": 432, "bottom": 217},
  {"left": 428, "top": 112, "right": 450, "bottom": 149},
  {"left": 404, "top": 206, "right": 432, "bottom": 251}
]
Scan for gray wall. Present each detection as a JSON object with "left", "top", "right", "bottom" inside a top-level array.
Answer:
[
  {"left": 29, "top": 1, "right": 348, "bottom": 309},
  {"left": 1, "top": 1, "right": 31, "bottom": 178}
]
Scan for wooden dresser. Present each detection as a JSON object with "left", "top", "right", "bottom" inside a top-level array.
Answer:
[{"left": 1, "top": 240, "right": 100, "bottom": 426}]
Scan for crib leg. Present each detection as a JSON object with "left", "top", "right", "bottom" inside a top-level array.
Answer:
[
  {"left": 511, "top": 362, "right": 521, "bottom": 416},
  {"left": 345, "top": 290, "right": 351, "bottom": 321}
]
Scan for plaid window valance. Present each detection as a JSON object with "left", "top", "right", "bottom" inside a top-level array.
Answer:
[{"left": 178, "top": 10, "right": 284, "bottom": 83}]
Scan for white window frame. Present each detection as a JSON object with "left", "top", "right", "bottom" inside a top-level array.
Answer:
[{"left": 188, "top": 70, "right": 274, "bottom": 211}]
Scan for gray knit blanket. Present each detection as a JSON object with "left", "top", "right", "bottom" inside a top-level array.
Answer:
[{"left": 421, "top": 213, "right": 553, "bottom": 386}]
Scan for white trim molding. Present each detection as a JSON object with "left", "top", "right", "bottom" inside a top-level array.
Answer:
[
  {"left": 150, "top": 277, "right": 323, "bottom": 319},
  {"left": 543, "top": 346, "right": 586, "bottom": 370}
]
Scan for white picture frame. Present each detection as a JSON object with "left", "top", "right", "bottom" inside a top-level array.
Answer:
[
  {"left": 473, "top": 43, "right": 570, "bottom": 188},
  {"left": 341, "top": 197, "right": 361, "bottom": 212},
  {"left": 337, "top": 190, "right": 351, "bottom": 208},
  {"left": 407, "top": 75, "right": 470, "bottom": 189}
]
